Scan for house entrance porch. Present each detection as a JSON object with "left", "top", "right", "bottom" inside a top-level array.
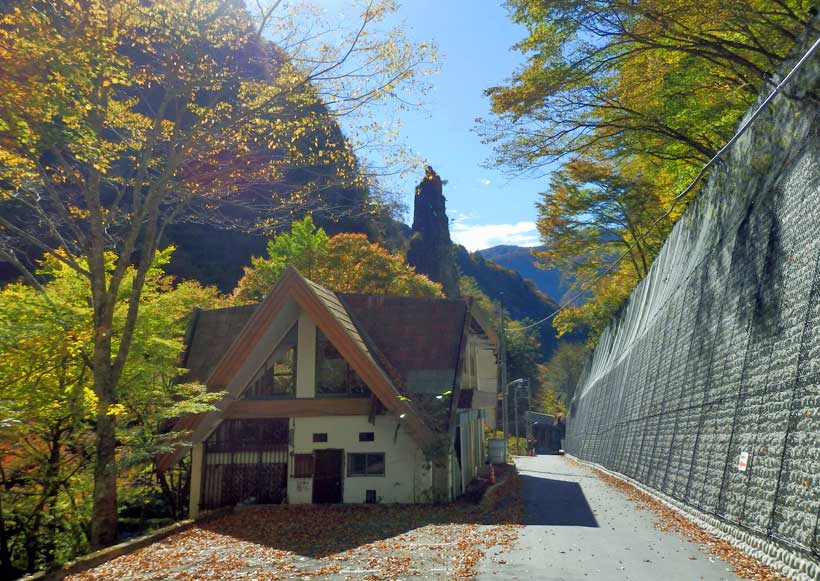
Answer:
[{"left": 200, "top": 418, "right": 289, "bottom": 511}]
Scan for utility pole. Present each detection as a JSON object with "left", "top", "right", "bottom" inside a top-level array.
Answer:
[
  {"left": 512, "top": 379, "right": 532, "bottom": 455},
  {"left": 513, "top": 382, "right": 519, "bottom": 455},
  {"left": 498, "top": 293, "right": 507, "bottom": 443},
  {"left": 504, "top": 378, "right": 524, "bottom": 456}
]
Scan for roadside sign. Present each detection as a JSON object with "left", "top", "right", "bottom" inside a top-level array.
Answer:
[{"left": 738, "top": 451, "right": 749, "bottom": 472}]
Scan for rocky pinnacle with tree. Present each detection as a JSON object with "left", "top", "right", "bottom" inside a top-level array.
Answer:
[{"left": 406, "top": 166, "right": 461, "bottom": 297}]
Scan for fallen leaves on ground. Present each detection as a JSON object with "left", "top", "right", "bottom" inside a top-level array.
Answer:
[
  {"left": 566, "top": 458, "right": 794, "bottom": 581},
  {"left": 68, "top": 474, "right": 521, "bottom": 581}
]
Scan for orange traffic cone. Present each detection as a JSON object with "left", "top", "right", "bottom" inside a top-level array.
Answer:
[{"left": 489, "top": 464, "right": 496, "bottom": 485}]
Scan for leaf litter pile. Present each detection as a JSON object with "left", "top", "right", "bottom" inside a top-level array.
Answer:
[
  {"left": 68, "top": 476, "right": 521, "bottom": 580},
  {"left": 566, "top": 458, "right": 794, "bottom": 581}
]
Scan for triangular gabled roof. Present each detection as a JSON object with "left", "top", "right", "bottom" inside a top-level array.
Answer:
[{"left": 158, "top": 267, "right": 436, "bottom": 472}]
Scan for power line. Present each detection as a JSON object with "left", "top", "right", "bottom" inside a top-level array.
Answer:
[{"left": 511, "top": 32, "right": 820, "bottom": 333}]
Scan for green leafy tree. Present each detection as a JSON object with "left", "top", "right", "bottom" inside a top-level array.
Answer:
[
  {"left": 0, "top": 269, "right": 93, "bottom": 575},
  {"left": 0, "top": 0, "right": 434, "bottom": 548},
  {"left": 234, "top": 216, "right": 443, "bottom": 302},
  {"left": 458, "top": 276, "right": 497, "bottom": 319},
  {"left": 505, "top": 319, "right": 543, "bottom": 386},
  {"left": 458, "top": 276, "right": 544, "bottom": 381},
  {"left": 536, "top": 343, "right": 588, "bottom": 418},
  {"left": 482, "top": 0, "right": 810, "bottom": 171},
  {"left": 0, "top": 251, "right": 222, "bottom": 573},
  {"left": 482, "top": 0, "right": 812, "bottom": 340},
  {"left": 504, "top": 319, "right": 543, "bottom": 437},
  {"left": 458, "top": 277, "right": 544, "bottom": 374},
  {"left": 535, "top": 158, "right": 674, "bottom": 337}
]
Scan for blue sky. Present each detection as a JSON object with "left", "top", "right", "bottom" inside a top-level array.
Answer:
[{"left": 309, "top": 0, "right": 554, "bottom": 251}]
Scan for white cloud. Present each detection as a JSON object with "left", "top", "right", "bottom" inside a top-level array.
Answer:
[
  {"left": 450, "top": 216, "right": 540, "bottom": 251},
  {"left": 477, "top": 178, "right": 492, "bottom": 186}
]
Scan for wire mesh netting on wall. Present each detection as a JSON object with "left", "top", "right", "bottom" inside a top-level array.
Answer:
[{"left": 566, "top": 28, "right": 820, "bottom": 559}]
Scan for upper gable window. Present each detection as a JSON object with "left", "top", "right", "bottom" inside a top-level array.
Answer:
[
  {"left": 243, "top": 323, "right": 297, "bottom": 399},
  {"left": 316, "top": 330, "right": 369, "bottom": 398}
]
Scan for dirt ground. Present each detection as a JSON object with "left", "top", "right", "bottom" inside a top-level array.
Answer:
[{"left": 67, "top": 476, "right": 521, "bottom": 581}]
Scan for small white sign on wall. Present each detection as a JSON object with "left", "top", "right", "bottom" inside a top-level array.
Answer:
[{"left": 738, "top": 451, "right": 749, "bottom": 472}]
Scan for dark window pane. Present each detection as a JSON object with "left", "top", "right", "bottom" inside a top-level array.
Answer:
[
  {"left": 272, "top": 372, "right": 294, "bottom": 395},
  {"left": 255, "top": 371, "right": 274, "bottom": 395},
  {"left": 347, "top": 453, "right": 384, "bottom": 476},
  {"left": 244, "top": 324, "right": 297, "bottom": 399},
  {"left": 235, "top": 421, "right": 260, "bottom": 443},
  {"left": 205, "top": 419, "right": 289, "bottom": 450},
  {"left": 293, "top": 454, "right": 314, "bottom": 478},
  {"left": 312, "top": 433, "right": 328, "bottom": 443},
  {"left": 348, "top": 453, "right": 367, "bottom": 476},
  {"left": 317, "top": 363, "right": 347, "bottom": 395},
  {"left": 359, "top": 432, "right": 375, "bottom": 442},
  {"left": 366, "top": 453, "right": 385, "bottom": 475},
  {"left": 348, "top": 369, "right": 369, "bottom": 397},
  {"left": 260, "top": 420, "right": 289, "bottom": 444},
  {"left": 316, "top": 332, "right": 346, "bottom": 394},
  {"left": 316, "top": 330, "right": 370, "bottom": 398}
]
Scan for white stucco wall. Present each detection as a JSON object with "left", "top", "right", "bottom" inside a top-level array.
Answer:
[
  {"left": 477, "top": 342, "right": 498, "bottom": 430},
  {"left": 475, "top": 338, "right": 497, "bottom": 394},
  {"left": 459, "top": 333, "right": 498, "bottom": 429},
  {"left": 288, "top": 414, "right": 433, "bottom": 504},
  {"left": 455, "top": 409, "right": 486, "bottom": 494}
]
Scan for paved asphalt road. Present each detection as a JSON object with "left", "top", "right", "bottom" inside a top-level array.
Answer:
[{"left": 478, "top": 455, "right": 743, "bottom": 581}]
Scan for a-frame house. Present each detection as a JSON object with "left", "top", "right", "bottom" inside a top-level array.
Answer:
[{"left": 159, "top": 268, "right": 499, "bottom": 515}]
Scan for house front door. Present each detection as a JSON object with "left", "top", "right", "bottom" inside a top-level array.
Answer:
[{"left": 313, "top": 449, "right": 343, "bottom": 503}]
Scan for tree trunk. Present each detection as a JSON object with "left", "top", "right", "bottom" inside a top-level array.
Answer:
[
  {"left": 156, "top": 461, "right": 191, "bottom": 521},
  {"left": 0, "top": 494, "right": 12, "bottom": 576},
  {"left": 40, "top": 427, "right": 65, "bottom": 569},
  {"left": 156, "top": 467, "right": 177, "bottom": 521},
  {"left": 24, "top": 425, "right": 65, "bottom": 571},
  {"left": 88, "top": 264, "right": 120, "bottom": 551},
  {"left": 90, "top": 411, "right": 118, "bottom": 549}
]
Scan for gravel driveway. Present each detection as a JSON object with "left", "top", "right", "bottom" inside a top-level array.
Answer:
[{"left": 67, "top": 492, "right": 520, "bottom": 580}]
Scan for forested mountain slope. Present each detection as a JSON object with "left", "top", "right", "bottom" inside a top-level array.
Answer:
[
  {"left": 454, "top": 245, "right": 560, "bottom": 357},
  {"left": 479, "top": 245, "right": 567, "bottom": 303}
]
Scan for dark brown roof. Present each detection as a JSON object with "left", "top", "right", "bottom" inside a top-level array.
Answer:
[
  {"left": 184, "top": 295, "right": 472, "bottom": 438},
  {"left": 182, "top": 304, "right": 257, "bottom": 383},
  {"left": 182, "top": 294, "right": 476, "bottom": 394},
  {"left": 338, "top": 294, "right": 469, "bottom": 394}
]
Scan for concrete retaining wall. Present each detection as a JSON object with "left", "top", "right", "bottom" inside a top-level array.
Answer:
[{"left": 566, "top": 19, "right": 820, "bottom": 577}]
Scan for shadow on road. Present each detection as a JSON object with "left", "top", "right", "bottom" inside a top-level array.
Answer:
[
  {"left": 519, "top": 474, "right": 599, "bottom": 527},
  {"left": 517, "top": 468, "right": 597, "bottom": 479}
]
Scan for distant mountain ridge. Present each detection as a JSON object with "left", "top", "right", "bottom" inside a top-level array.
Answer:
[
  {"left": 479, "top": 245, "right": 568, "bottom": 303},
  {"left": 453, "top": 245, "right": 560, "bottom": 359}
]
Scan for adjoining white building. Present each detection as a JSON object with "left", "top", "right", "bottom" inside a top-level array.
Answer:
[{"left": 158, "top": 267, "right": 499, "bottom": 515}]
